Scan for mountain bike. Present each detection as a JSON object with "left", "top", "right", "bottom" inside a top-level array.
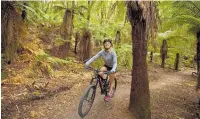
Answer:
[{"left": 78, "top": 66, "right": 117, "bottom": 118}]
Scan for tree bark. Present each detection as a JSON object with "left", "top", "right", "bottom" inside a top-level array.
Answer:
[
  {"left": 197, "top": 42, "right": 200, "bottom": 73},
  {"left": 127, "top": 1, "right": 151, "bottom": 119},
  {"left": 60, "top": 9, "right": 73, "bottom": 55},
  {"left": 78, "top": 1, "right": 93, "bottom": 60},
  {"left": 150, "top": 51, "right": 153, "bottom": 62},
  {"left": 160, "top": 39, "right": 168, "bottom": 68},
  {"left": 87, "top": 1, "right": 91, "bottom": 25},
  {"left": 174, "top": 53, "right": 180, "bottom": 70},
  {"left": 196, "top": 31, "right": 200, "bottom": 89},
  {"left": 79, "top": 29, "right": 92, "bottom": 61},
  {"left": 115, "top": 30, "right": 121, "bottom": 45},
  {"left": 74, "top": 32, "right": 80, "bottom": 54},
  {"left": 1, "top": 1, "right": 23, "bottom": 64}
]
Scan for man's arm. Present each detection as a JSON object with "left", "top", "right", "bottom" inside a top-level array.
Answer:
[
  {"left": 85, "top": 50, "right": 103, "bottom": 66},
  {"left": 111, "top": 51, "right": 117, "bottom": 72}
]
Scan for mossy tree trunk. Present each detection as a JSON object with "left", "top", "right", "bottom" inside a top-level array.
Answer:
[
  {"left": 79, "top": 29, "right": 92, "bottom": 61},
  {"left": 60, "top": 9, "right": 73, "bottom": 57},
  {"left": 160, "top": 39, "right": 168, "bottom": 68},
  {"left": 115, "top": 30, "right": 121, "bottom": 45},
  {"left": 174, "top": 53, "right": 180, "bottom": 70},
  {"left": 78, "top": 1, "right": 93, "bottom": 61},
  {"left": 150, "top": 51, "right": 153, "bottom": 62},
  {"left": 1, "top": 1, "right": 23, "bottom": 64},
  {"left": 74, "top": 31, "right": 80, "bottom": 55},
  {"left": 127, "top": 1, "right": 151, "bottom": 119}
]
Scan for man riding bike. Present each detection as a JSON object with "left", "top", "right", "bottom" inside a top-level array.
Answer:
[{"left": 85, "top": 39, "right": 117, "bottom": 102}]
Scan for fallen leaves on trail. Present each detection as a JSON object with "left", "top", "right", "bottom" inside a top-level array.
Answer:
[
  {"left": 183, "top": 81, "right": 196, "bottom": 87},
  {"left": 30, "top": 110, "right": 45, "bottom": 118},
  {"left": 2, "top": 75, "right": 27, "bottom": 84}
]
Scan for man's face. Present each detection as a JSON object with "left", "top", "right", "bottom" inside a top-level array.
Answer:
[{"left": 104, "top": 42, "right": 112, "bottom": 49}]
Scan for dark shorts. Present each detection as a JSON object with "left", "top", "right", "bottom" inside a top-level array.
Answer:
[{"left": 104, "top": 65, "right": 113, "bottom": 71}]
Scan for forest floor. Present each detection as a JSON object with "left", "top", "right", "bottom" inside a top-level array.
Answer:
[{"left": 2, "top": 63, "right": 200, "bottom": 119}]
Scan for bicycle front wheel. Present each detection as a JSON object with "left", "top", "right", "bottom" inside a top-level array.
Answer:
[{"left": 78, "top": 85, "right": 96, "bottom": 118}]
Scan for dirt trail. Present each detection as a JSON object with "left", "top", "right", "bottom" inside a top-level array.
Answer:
[{"left": 2, "top": 65, "right": 200, "bottom": 119}]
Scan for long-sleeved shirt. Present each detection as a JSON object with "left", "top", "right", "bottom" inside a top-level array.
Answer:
[{"left": 86, "top": 48, "right": 117, "bottom": 71}]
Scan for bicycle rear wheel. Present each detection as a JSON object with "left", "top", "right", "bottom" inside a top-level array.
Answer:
[{"left": 78, "top": 85, "right": 96, "bottom": 118}]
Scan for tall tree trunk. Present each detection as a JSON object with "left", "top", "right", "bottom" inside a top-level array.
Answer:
[
  {"left": 60, "top": 9, "right": 73, "bottom": 56},
  {"left": 196, "top": 31, "right": 200, "bottom": 89},
  {"left": 161, "top": 54, "right": 165, "bottom": 68},
  {"left": 197, "top": 41, "right": 200, "bottom": 73},
  {"left": 71, "top": 1, "right": 75, "bottom": 34},
  {"left": 174, "top": 53, "right": 180, "bottom": 70},
  {"left": 115, "top": 30, "right": 121, "bottom": 45},
  {"left": 72, "top": 1, "right": 75, "bottom": 20},
  {"left": 1, "top": 1, "right": 23, "bottom": 64},
  {"left": 127, "top": 2, "right": 151, "bottom": 119},
  {"left": 87, "top": 1, "right": 91, "bottom": 26},
  {"left": 79, "top": 29, "right": 92, "bottom": 61},
  {"left": 74, "top": 32, "right": 80, "bottom": 54},
  {"left": 79, "top": 1, "right": 93, "bottom": 60},
  {"left": 160, "top": 39, "right": 168, "bottom": 68},
  {"left": 150, "top": 51, "right": 153, "bottom": 62}
]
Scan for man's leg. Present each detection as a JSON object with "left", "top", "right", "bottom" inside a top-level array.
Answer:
[
  {"left": 108, "top": 73, "right": 116, "bottom": 96},
  {"left": 98, "top": 67, "right": 107, "bottom": 79}
]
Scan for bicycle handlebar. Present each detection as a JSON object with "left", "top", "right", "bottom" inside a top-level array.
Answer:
[{"left": 86, "top": 66, "right": 110, "bottom": 75}]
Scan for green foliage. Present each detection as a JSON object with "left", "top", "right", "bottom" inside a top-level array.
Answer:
[
  {"left": 11, "top": 1, "right": 199, "bottom": 70},
  {"left": 1, "top": 72, "right": 8, "bottom": 79},
  {"left": 115, "top": 44, "right": 132, "bottom": 70},
  {"left": 14, "top": 1, "right": 199, "bottom": 70},
  {"left": 16, "top": 1, "right": 129, "bottom": 46},
  {"left": 33, "top": 50, "right": 72, "bottom": 77},
  {"left": 165, "top": 52, "right": 176, "bottom": 69},
  {"left": 54, "top": 38, "right": 68, "bottom": 46},
  {"left": 36, "top": 50, "right": 49, "bottom": 61},
  {"left": 48, "top": 57, "right": 71, "bottom": 66},
  {"left": 74, "top": 1, "right": 127, "bottom": 41},
  {"left": 182, "top": 57, "right": 194, "bottom": 68},
  {"left": 36, "top": 50, "right": 71, "bottom": 66},
  {"left": 65, "top": 57, "right": 76, "bottom": 62},
  {"left": 147, "top": 52, "right": 161, "bottom": 64},
  {"left": 155, "top": 1, "right": 199, "bottom": 68},
  {"left": 158, "top": 1, "right": 200, "bottom": 34}
]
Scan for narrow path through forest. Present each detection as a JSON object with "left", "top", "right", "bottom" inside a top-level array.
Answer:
[{"left": 2, "top": 64, "right": 200, "bottom": 119}]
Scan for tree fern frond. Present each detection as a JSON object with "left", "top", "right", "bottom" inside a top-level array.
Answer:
[
  {"left": 175, "top": 15, "right": 200, "bottom": 29},
  {"left": 53, "top": 5, "right": 66, "bottom": 11},
  {"left": 173, "top": 1, "right": 200, "bottom": 18},
  {"left": 161, "top": 14, "right": 200, "bottom": 33},
  {"left": 186, "top": 1, "right": 200, "bottom": 14},
  {"left": 75, "top": 5, "right": 88, "bottom": 10}
]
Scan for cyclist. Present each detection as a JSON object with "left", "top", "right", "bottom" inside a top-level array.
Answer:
[{"left": 85, "top": 39, "right": 117, "bottom": 102}]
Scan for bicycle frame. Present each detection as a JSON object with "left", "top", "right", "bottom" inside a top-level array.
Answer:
[{"left": 87, "top": 67, "right": 110, "bottom": 95}]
